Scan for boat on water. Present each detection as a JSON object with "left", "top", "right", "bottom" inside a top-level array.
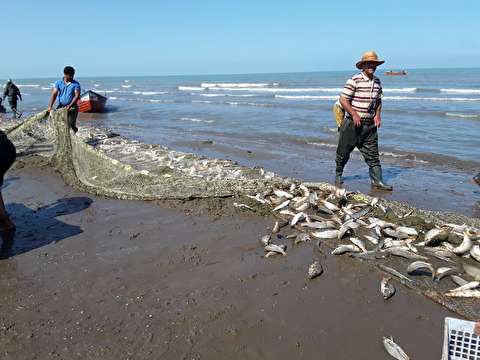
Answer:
[
  {"left": 385, "top": 70, "right": 407, "bottom": 76},
  {"left": 78, "top": 90, "right": 108, "bottom": 113}
]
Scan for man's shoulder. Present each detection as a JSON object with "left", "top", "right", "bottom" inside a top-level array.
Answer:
[
  {"left": 351, "top": 72, "right": 364, "bottom": 81},
  {"left": 54, "top": 79, "right": 63, "bottom": 87},
  {"left": 72, "top": 80, "right": 81, "bottom": 88}
]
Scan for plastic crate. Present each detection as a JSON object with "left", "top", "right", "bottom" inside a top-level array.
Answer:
[{"left": 443, "top": 317, "right": 480, "bottom": 360}]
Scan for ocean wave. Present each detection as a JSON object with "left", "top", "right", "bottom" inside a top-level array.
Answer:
[
  {"left": 275, "top": 95, "right": 337, "bottom": 100},
  {"left": 180, "top": 117, "right": 214, "bottom": 123},
  {"left": 195, "top": 93, "right": 257, "bottom": 98},
  {"left": 41, "top": 87, "right": 51, "bottom": 90},
  {"left": 201, "top": 82, "right": 279, "bottom": 88},
  {"left": 109, "top": 97, "right": 118, "bottom": 100},
  {"left": 440, "top": 88, "right": 480, "bottom": 94},
  {"left": 306, "top": 141, "right": 337, "bottom": 149},
  {"left": 192, "top": 100, "right": 213, "bottom": 104},
  {"left": 148, "top": 99, "right": 173, "bottom": 103},
  {"left": 94, "top": 84, "right": 100, "bottom": 87},
  {"left": 121, "top": 85, "right": 132, "bottom": 88},
  {"left": 383, "top": 96, "right": 480, "bottom": 102},
  {"left": 179, "top": 86, "right": 204, "bottom": 91},
  {"left": 16, "top": 84, "right": 40, "bottom": 88},
  {"left": 445, "top": 112, "right": 480, "bottom": 118},
  {"left": 94, "top": 89, "right": 116, "bottom": 94},
  {"left": 384, "top": 87, "right": 417, "bottom": 93},
  {"left": 133, "top": 91, "right": 168, "bottom": 95}
]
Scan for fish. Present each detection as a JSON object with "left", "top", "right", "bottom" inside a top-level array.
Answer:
[
  {"left": 321, "top": 200, "right": 340, "bottom": 212},
  {"left": 443, "top": 223, "right": 469, "bottom": 234},
  {"left": 260, "top": 235, "right": 271, "bottom": 246},
  {"left": 273, "top": 200, "right": 290, "bottom": 212},
  {"left": 447, "top": 281, "right": 480, "bottom": 293},
  {"left": 273, "top": 189, "right": 293, "bottom": 199},
  {"left": 463, "top": 263, "right": 480, "bottom": 281},
  {"left": 383, "top": 336, "right": 410, "bottom": 360},
  {"left": 272, "top": 221, "right": 280, "bottom": 234},
  {"left": 370, "top": 197, "right": 379, "bottom": 207},
  {"left": 265, "top": 244, "right": 287, "bottom": 256},
  {"left": 290, "top": 212, "right": 306, "bottom": 226},
  {"left": 424, "top": 227, "right": 449, "bottom": 246},
  {"left": 265, "top": 251, "right": 280, "bottom": 258},
  {"left": 423, "top": 247, "right": 456, "bottom": 263},
  {"left": 294, "top": 232, "right": 311, "bottom": 245},
  {"left": 383, "top": 228, "right": 409, "bottom": 239},
  {"left": 406, "top": 261, "right": 435, "bottom": 279},
  {"left": 308, "top": 192, "right": 319, "bottom": 205},
  {"left": 331, "top": 244, "right": 361, "bottom": 255},
  {"left": 381, "top": 276, "right": 395, "bottom": 300},
  {"left": 307, "top": 261, "right": 323, "bottom": 279},
  {"left": 450, "top": 275, "right": 468, "bottom": 286},
  {"left": 399, "top": 209, "right": 414, "bottom": 219},
  {"left": 383, "top": 247, "right": 428, "bottom": 260},
  {"left": 289, "top": 183, "right": 296, "bottom": 193},
  {"left": 452, "top": 231, "right": 473, "bottom": 255},
  {"left": 309, "top": 214, "right": 332, "bottom": 222},
  {"left": 367, "top": 218, "right": 395, "bottom": 229},
  {"left": 233, "top": 202, "right": 254, "bottom": 210},
  {"left": 384, "top": 239, "right": 408, "bottom": 249},
  {"left": 347, "top": 206, "right": 371, "bottom": 220},
  {"left": 246, "top": 194, "right": 268, "bottom": 204},
  {"left": 338, "top": 220, "right": 359, "bottom": 239},
  {"left": 279, "top": 209, "right": 296, "bottom": 217},
  {"left": 299, "top": 184, "right": 310, "bottom": 197},
  {"left": 445, "top": 290, "right": 480, "bottom": 298},
  {"left": 379, "top": 265, "right": 412, "bottom": 283},
  {"left": 435, "top": 267, "right": 460, "bottom": 281},
  {"left": 311, "top": 230, "right": 340, "bottom": 239},
  {"left": 364, "top": 235, "right": 379, "bottom": 245},
  {"left": 317, "top": 205, "right": 335, "bottom": 215},
  {"left": 294, "top": 202, "right": 309, "bottom": 212},
  {"left": 470, "top": 245, "right": 480, "bottom": 263},
  {"left": 301, "top": 221, "right": 337, "bottom": 230},
  {"left": 349, "top": 237, "right": 367, "bottom": 252}
]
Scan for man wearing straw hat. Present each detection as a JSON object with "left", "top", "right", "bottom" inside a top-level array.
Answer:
[{"left": 334, "top": 50, "right": 392, "bottom": 191}]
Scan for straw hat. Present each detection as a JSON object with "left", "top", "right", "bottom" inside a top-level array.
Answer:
[{"left": 356, "top": 51, "right": 385, "bottom": 69}]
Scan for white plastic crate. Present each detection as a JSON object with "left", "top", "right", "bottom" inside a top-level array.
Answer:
[{"left": 443, "top": 317, "right": 480, "bottom": 360}]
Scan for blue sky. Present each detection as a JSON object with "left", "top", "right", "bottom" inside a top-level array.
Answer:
[{"left": 1, "top": 0, "right": 478, "bottom": 78}]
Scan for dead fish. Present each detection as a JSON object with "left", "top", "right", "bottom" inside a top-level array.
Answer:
[
  {"left": 383, "top": 336, "right": 410, "bottom": 360},
  {"left": 423, "top": 247, "right": 456, "bottom": 263},
  {"left": 273, "top": 189, "right": 293, "bottom": 199},
  {"left": 265, "top": 243, "right": 287, "bottom": 256},
  {"left": 265, "top": 251, "right": 280, "bottom": 258},
  {"left": 299, "top": 184, "right": 310, "bottom": 197},
  {"left": 470, "top": 245, "right": 480, "bottom": 262},
  {"left": 443, "top": 223, "right": 469, "bottom": 234},
  {"left": 367, "top": 218, "right": 395, "bottom": 229},
  {"left": 370, "top": 197, "right": 379, "bottom": 207},
  {"left": 364, "top": 235, "right": 379, "bottom": 245},
  {"left": 381, "top": 276, "right": 396, "bottom": 300},
  {"left": 384, "top": 239, "right": 407, "bottom": 249},
  {"left": 463, "top": 263, "right": 480, "bottom": 281},
  {"left": 308, "top": 192, "right": 319, "bottom": 205},
  {"left": 405, "top": 238, "right": 418, "bottom": 254},
  {"left": 424, "top": 227, "right": 449, "bottom": 246},
  {"left": 349, "top": 237, "right": 367, "bottom": 252},
  {"left": 273, "top": 200, "right": 290, "bottom": 211},
  {"left": 294, "top": 233, "right": 311, "bottom": 245},
  {"left": 334, "top": 187, "right": 347, "bottom": 198},
  {"left": 289, "top": 183, "right": 296, "bottom": 193},
  {"left": 294, "top": 202, "right": 309, "bottom": 212},
  {"left": 321, "top": 199, "right": 340, "bottom": 212},
  {"left": 317, "top": 205, "right": 334, "bottom": 215},
  {"left": 450, "top": 275, "right": 468, "bottom": 286},
  {"left": 290, "top": 212, "right": 306, "bottom": 226},
  {"left": 447, "top": 281, "right": 480, "bottom": 293},
  {"left": 233, "top": 202, "right": 254, "bottom": 210},
  {"left": 311, "top": 230, "right": 340, "bottom": 240},
  {"left": 379, "top": 265, "right": 412, "bottom": 283},
  {"left": 331, "top": 244, "right": 360, "bottom": 255},
  {"left": 347, "top": 206, "right": 371, "bottom": 220},
  {"left": 445, "top": 290, "right": 480, "bottom": 298},
  {"left": 307, "top": 261, "right": 323, "bottom": 279},
  {"left": 279, "top": 209, "right": 295, "bottom": 217},
  {"left": 435, "top": 267, "right": 460, "bottom": 281},
  {"left": 383, "top": 247, "right": 428, "bottom": 261},
  {"left": 246, "top": 194, "right": 267, "bottom": 204},
  {"left": 302, "top": 221, "right": 336, "bottom": 230},
  {"left": 260, "top": 235, "right": 271, "bottom": 246},
  {"left": 452, "top": 231, "right": 473, "bottom": 255},
  {"left": 272, "top": 221, "right": 280, "bottom": 233},
  {"left": 339, "top": 220, "right": 359, "bottom": 239},
  {"left": 383, "top": 228, "right": 409, "bottom": 240},
  {"left": 406, "top": 261, "right": 435, "bottom": 279},
  {"left": 399, "top": 209, "right": 414, "bottom": 219},
  {"left": 308, "top": 214, "right": 332, "bottom": 222}
]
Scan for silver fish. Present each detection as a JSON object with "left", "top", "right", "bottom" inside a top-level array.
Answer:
[
  {"left": 331, "top": 244, "right": 360, "bottom": 255},
  {"left": 349, "top": 237, "right": 367, "bottom": 252},
  {"left": 445, "top": 290, "right": 480, "bottom": 298},
  {"left": 399, "top": 209, "right": 414, "bottom": 219},
  {"left": 311, "top": 230, "right": 340, "bottom": 239},
  {"left": 463, "top": 263, "right": 480, "bottom": 281},
  {"left": 299, "top": 184, "right": 310, "bottom": 197},
  {"left": 381, "top": 276, "right": 396, "bottom": 300},
  {"left": 302, "top": 221, "right": 337, "bottom": 230},
  {"left": 265, "top": 251, "right": 280, "bottom": 258},
  {"left": 321, "top": 199, "right": 340, "bottom": 212},
  {"left": 273, "top": 200, "right": 291, "bottom": 212},
  {"left": 450, "top": 275, "right": 468, "bottom": 286},
  {"left": 383, "top": 336, "right": 410, "bottom": 360},
  {"left": 453, "top": 231, "right": 473, "bottom": 255},
  {"left": 294, "top": 202, "right": 309, "bottom": 212},
  {"left": 233, "top": 202, "right": 254, "bottom": 210},
  {"left": 470, "top": 245, "right": 480, "bottom": 263},
  {"left": 367, "top": 218, "right": 395, "bottom": 229},
  {"left": 279, "top": 209, "right": 296, "bottom": 217},
  {"left": 317, "top": 205, "right": 334, "bottom": 215},
  {"left": 383, "top": 247, "right": 428, "bottom": 260},
  {"left": 370, "top": 197, "right": 379, "bottom": 207},
  {"left": 424, "top": 227, "right": 449, "bottom": 246},
  {"left": 379, "top": 265, "right": 413, "bottom": 283},
  {"left": 290, "top": 212, "right": 306, "bottom": 226},
  {"left": 295, "top": 232, "right": 311, "bottom": 245},
  {"left": 435, "top": 267, "right": 460, "bottom": 281},
  {"left": 339, "top": 220, "right": 359, "bottom": 239},
  {"left": 423, "top": 247, "right": 455, "bottom": 263},
  {"left": 447, "top": 281, "right": 480, "bottom": 293},
  {"left": 364, "top": 235, "right": 379, "bottom": 245},
  {"left": 307, "top": 261, "right": 323, "bottom": 279},
  {"left": 289, "top": 183, "right": 296, "bottom": 193},
  {"left": 246, "top": 194, "right": 268, "bottom": 204},
  {"left": 308, "top": 192, "right": 319, "bottom": 205},
  {"left": 260, "top": 234, "right": 271, "bottom": 246},
  {"left": 346, "top": 206, "right": 371, "bottom": 221},
  {"left": 406, "top": 261, "right": 435, "bottom": 279},
  {"left": 265, "top": 243, "right": 287, "bottom": 255},
  {"left": 273, "top": 189, "right": 293, "bottom": 199},
  {"left": 272, "top": 221, "right": 280, "bottom": 233}
]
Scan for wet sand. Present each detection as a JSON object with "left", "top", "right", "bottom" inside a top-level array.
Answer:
[{"left": 0, "top": 159, "right": 457, "bottom": 359}]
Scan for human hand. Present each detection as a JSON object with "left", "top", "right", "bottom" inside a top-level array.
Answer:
[
  {"left": 374, "top": 116, "right": 381, "bottom": 128},
  {"left": 47, "top": 106, "right": 52, "bottom": 112},
  {"left": 352, "top": 114, "right": 362, "bottom": 127},
  {"left": 66, "top": 105, "right": 71, "bottom": 111}
]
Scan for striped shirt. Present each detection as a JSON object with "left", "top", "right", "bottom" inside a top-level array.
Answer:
[{"left": 340, "top": 72, "right": 383, "bottom": 119}]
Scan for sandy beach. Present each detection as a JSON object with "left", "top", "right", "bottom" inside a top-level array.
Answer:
[{"left": 0, "top": 156, "right": 457, "bottom": 359}]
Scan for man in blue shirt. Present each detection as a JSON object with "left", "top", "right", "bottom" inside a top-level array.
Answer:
[{"left": 47, "top": 66, "right": 81, "bottom": 132}]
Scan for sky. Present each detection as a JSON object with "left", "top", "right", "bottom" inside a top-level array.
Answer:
[{"left": 1, "top": 0, "right": 479, "bottom": 78}]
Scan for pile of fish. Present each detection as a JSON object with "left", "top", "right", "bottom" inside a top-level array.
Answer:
[{"left": 244, "top": 183, "right": 480, "bottom": 300}]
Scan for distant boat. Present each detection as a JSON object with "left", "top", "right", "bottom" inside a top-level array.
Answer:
[
  {"left": 78, "top": 90, "right": 108, "bottom": 113},
  {"left": 385, "top": 70, "right": 407, "bottom": 76}
]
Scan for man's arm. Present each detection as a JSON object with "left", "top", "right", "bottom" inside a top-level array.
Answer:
[
  {"left": 339, "top": 96, "right": 362, "bottom": 127},
  {"left": 374, "top": 100, "right": 382, "bottom": 128},
  {"left": 66, "top": 88, "right": 80, "bottom": 110},
  {"left": 48, "top": 88, "right": 59, "bottom": 112},
  {"left": 18, "top": 88, "right": 22, "bottom": 101}
]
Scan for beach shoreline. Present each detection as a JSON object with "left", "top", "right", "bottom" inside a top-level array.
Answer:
[{"left": 0, "top": 157, "right": 456, "bottom": 359}]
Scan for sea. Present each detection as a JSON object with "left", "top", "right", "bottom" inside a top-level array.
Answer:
[{"left": 1, "top": 68, "right": 479, "bottom": 216}]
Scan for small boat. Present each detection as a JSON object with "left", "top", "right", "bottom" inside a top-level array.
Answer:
[
  {"left": 384, "top": 70, "right": 407, "bottom": 76},
  {"left": 78, "top": 90, "right": 108, "bottom": 113}
]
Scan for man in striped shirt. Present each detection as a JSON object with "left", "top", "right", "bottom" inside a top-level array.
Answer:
[{"left": 335, "top": 51, "right": 392, "bottom": 191}]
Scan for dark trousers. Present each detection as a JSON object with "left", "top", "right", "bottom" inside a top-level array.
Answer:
[
  {"left": 335, "top": 117, "right": 381, "bottom": 175},
  {"left": 8, "top": 98, "right": 19, "bottom": 117},
  {"left": 57, "top": 104, "right": 79, "bottom": 132}
]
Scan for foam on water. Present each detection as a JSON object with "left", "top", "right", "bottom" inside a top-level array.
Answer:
[
  {"left": 440, "top": 88, "right": 480, "bottom": 94},
  {"left": 192, "top": 100, "right": 213, "bottom": 104},
  {"left": 445, "top": 112, "right": 480, "bottom": 118},
  {"left": 133, "top": 91, "right": 168, "bottom": 95},
  {"left": 275, "top": 95, "right": 338, "bottom": 100},
  {"left": 121, "top": 85, "right": 132, "bottom": 88},
  {"left": 16, "top": 84, "right": 40, "bottom": 88},
  {"left": 383, "top": 96, "right": 480, "bottom": 102},
  {"left": 201, "top": 82, "right": 279, "bottom": 88},
  {"left": 181, "top": 117, "right": 215, "bottom": 123}
]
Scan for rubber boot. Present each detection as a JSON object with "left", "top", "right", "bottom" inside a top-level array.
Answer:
[
  {"left": 369, "top": 166, "right": 393, "bottom": 191},
  {"left": 335, "top": 172, "right": 344, "bottom": 187},
  {"left": 474, "top": 172, "right": 480, "bottom": 186}
]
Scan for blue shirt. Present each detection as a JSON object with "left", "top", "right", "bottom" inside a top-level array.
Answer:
[{"left": 55, "top": 79, "right": 81, "bottom": 106}]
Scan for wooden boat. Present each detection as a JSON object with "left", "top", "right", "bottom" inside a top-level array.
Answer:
[
  {"left": 384, "top": 70, "right": 407, "bottom": 76},
  {"left": 78, "top": 90, "right": 108, "bottom": 113}
]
